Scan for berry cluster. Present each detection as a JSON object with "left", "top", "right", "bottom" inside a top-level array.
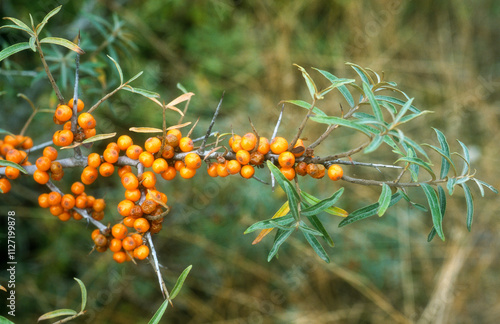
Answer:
[
  {"left": 52, "top": 98, "right": 96, "bottom": 147},
  {"left": 92, "top": 225, "right": 150, "bottom": 263},
  {"left": 0, "top": 134, "right": 33, "bottom": 193}
]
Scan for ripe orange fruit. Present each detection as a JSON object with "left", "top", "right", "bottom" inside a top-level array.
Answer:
[
  {"left": 226, "top": 159, "right": 241, "bottom": 175},
  {"left": 257, "top": 137, "right": 270, "bottom": 154},
  {"left": 121, "top": 172, "right": 139, "bottom": 190},
  {"left": 75, "top": 195, "right": 88, "bottom": 209},
  {"left": 113, "top": 251, "right": 127, "bottom": 263},
  {"left": 216, "top": 161, "right": 229, "bottom": 177},
  {"left": 139, "top": 151, "right": 155, "bottom": 168},
  {"left": 71, "top": 182, "right": 85, "bottom": 195},
  {"left": 280, "top": 167, "right": 296, "bottom": 181},
  {"left": 111, "top": 223, "right": 128, "bottom": 239},
  {"left": 5, "top": 149, "right": 23, "bottom": 163},
  {"left": 81, "top": 166, "right": 98, "bottom": 185},
  {"left": 103, "top": 148, "right": 119, "bottom": 164},
  {"left": 124, "top": 188, "right": 141, "bottom": 202},
  {"left": 270, "top": 136, "right": 288, "bottom": 154},
  {"left": 134, "top": 218, "right": 150, "bottom": 233},
  {"left": 0, "top": 178, "right": 11, "bottom": 194},
  {"left": 117, "top": 199, "right": 135, "bottom": 217},
  {"left": 5, "top": 166, "right": 20, "bottom": 180},
  {"left": 55, "top": 105, "right": 73, "bottom": 122},
  {"left": 77, "top": 112, "right": 96, "bottom": 129},
  {"left": 126, "top": 145, "right": 143, "bottom": 160},
  {"left": 231, "top": 138, "right": 243, "bottom": 152},
  {"left": 184, "top": 153, "right": 202, "bottom": 169},
  {"left": 167, "top": 129, "right": 182, "bottom": 142},
  {"left": 117, "top": 135, "right": 133, "bottom": 151},
  {"left": 180, "top": 167, "right": 196, "bottom": 179},
  {"left": 145, "top": 137, "right": 162, "bottom": 153},
  {"left": 236, "top": 150, "right": 250, "bottom": 165},
  {"left": 278, "top": 151, "right": 295, "bottom": 168},
  {"left": 228, "top": 134, "right": 241, "bottom": 148},
  {"left": 152, "top": 158, "right": 168, "bottom": 174},
  {"left": 109, "top": 238, "right": 122, "bottom": 253},
  {"left": 118, "top": 165, "right": 132, "bottom": 178},
  {"left": 87, "top": 153, "right": 102, "bottom": 168},
  {"left": 61, "top": 194, "right": 76, "bottom": 209},
  {"left": 48, "top": 191, "right": 62, "bottom": 206},
  {"left": 327, "top": 164, "right": 343, "bottom": 181},
  {"left": 179, "top": 137, "right": 194, "bottom": 152},
  {"left": 83, "top": 128, "right": 96, "bottom": 139},
  {"left": 35, "top": 156, "right": 52, "bottom": 172},
  {"left": 240, "top": 133, "right": 257, "bottom": 151},
  {"left": 99, "top": 162, "right": 115, "bottom": 177},
  {"left": 133, "top": 245, "right": 150, "bottom": 260},
  {"left": 38, "top": 193, "right": 50, "bottom": 208},
  {"left": 122, "top": 236, "right": 137, "bottom": 251},
  {"left": 33, "top": 170, "right": 49, "bottom": 185},
  {"left": 240, "top": 165, "right": 255, "bottom": 179},
  {"left": 68, "top": 98, "right": 84, "bottom": 112},
  {"left": 140, "top": 171, "right": 157, "bottom": 188},
  {"left": 93, "top": 198, "right": 106, "bottom": 212},
  {"left": 207, "top": 163, "right": 218, "bottom": 177},
  {"left": 43, "top": 146, "right": 58, "bottom": 161},
  {"left": 161, "top": 166, "right": 177, "bottom": 180}
]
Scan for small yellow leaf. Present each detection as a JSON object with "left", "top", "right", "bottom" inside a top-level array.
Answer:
[
  {"left": 129, "top": 127, "right": 163, "bottom": 133},
  {"left": 166, "top": 122, "right": 191, "bottom": 131},
  {"left": 252, "top": 201, "right": 290, "bottom": 245}
]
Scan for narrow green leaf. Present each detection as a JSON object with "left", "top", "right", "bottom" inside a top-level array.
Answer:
[
  {"left": 28, "top": 36, "right": 37, "bottom": 52},
  {"left": 432, "top": 128, "right": 453, "bottom": 179},
  {"left": 0, "top": 160, "right": 27, "bottom": 174},
  {"left": 148, "top": 299, "right": 169, "bottom": 324},
  {"left": 312, "top": 68, "right": 355, "bottom": 107},
  {"left": 347, "top": 62, "right": 374, "bottom": 85},
  {"left": 396, "top": 157, "right": 435, "bottom": 180},
  {"left": 0, "top": 42, "right": 31, "bottom": 62},
  {"left": 36, "top": 5, "right": 62, "bottom": 34},
  {"left": 473, "top": 179, "right": 498, "bottom": 196},
  {"left": 427, "top": 185, "right": 447, "bottom": 242},
  {"left": 281, "top": 99, "right": 326, "bottom": 116},
  {"left": 301, "top": 188, "right": 344, "bottom": 216},
  {"left": 302, "top": 230, "right": 330, "bottom": 263},
  {"left": 339, "top": 192, "right": 403, "bottom": 227},
  {"left": 0, "top": 23, "right": 34, "bottom": 35},
  {"left": 306, "top": 214, "right": 335, "bottom": 247},
  {"left": 317, "top": 78, "right": 355, "bottom": 98},
  {"left": 244, "top": 214, "right": 294, "bottom": 234},
  {"left": 377, "top": 184, "right": 392, "bottom": 216},
  {"left": 267, "top": 229, "right": 294, "bottom": 262},
  {"left": 38, "top": 309, "right": 77, "bottom": 321},
  {"left": 177, "top": 83, "right": 188, "bottom": 93},
  {"left": 39, "top": 37, "right": 84, "bottom": 54},
  {"left": 0, "top": 128, "right": 15, "bottom": 136},
  {"left": 421, "top": 183, "right": 444, "bottom": 241},
  {"left": 400, "top": 136, "right": 431, "bottom": 162},
  {"left": 447, "top": 177, "right": 457, "bottom": 195},
  {"left": 422, "top": 144, "right": 456, "bottom": 177},
  {"left": 461, "top": 183, "right": 474, "bottom": 231},
  {"left": 397, "top": 111, "right": 433, "bottom": 125},
  {"left": 364, "top": 134, "right": 384, "bottom": 154},
  {"left": 0, "top": 315, "right": 15, "bottom": 324},
  {"left": 81, "top": 132, "right": 117, "bottom": 144},
  {"left": 298, "top": 221, "right": 323, "bottom": 236},
  {"left": 73, "top": 278, "right": 87, "bottom": 313},
  {"left": 392, "top": 98, "right": 414, "bottom": 124},
  {"left": 375, "top": 95, "right": 420, "bottom": 113},
  {"left": 107, "top": 55, "right": 123, "bottom": 84},
  {"left": 2, "top": 17, "right": 33, "bottom": 33},
  {"left": 310, "top": 115, "right": 372, "bottom": 136},
  {"left": 122, "top": 86, "right": 160, "bottom": 98},
  {"left": 284, "top": 182, "right": 300, "bottom": 221},
  {"left": 266, "top": 161, "right": 299, "bottom": 199},
  {"left": 456, "top": 140, "right": 470, "bottom": 176},
  {"left": 363, "top": 82, "right": 383, "bottom": 122},
  {"left": 294, "top": 64, "right": 317, "bottom": 100},
  {"left": 170, "top": 265, "right": 192, "bottom": 300},
  {"left": 300, "top": 191, "right": 348, "bottom": 217},
  {"left": 125, "top": 71, "right": 144, "bottom": 84}
]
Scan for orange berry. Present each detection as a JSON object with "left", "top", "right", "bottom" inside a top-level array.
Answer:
[
  {"left": 307, "top": 163, "right": 325, "bottom": 179},
  {"left": 295, "top": 161, "right": 308, "bottom": 176},
  {"left": 249, "top": 151, "right": 265, "bottom": 165},
  {"left": 184, "top": 153, "right": 201, "bottom": 169},
  {"left": 327, "top": 164, "right": 343, "bottom": 181},
  {"left": 122, "top": 236, "right": 137, "bottom": 251},
  {"left": 77, "top": 112, "right": 96, "bottom": 129},
  {"left": 112, "top": 223, "right": 128, "bottom": 239},
  {"left": 126, "top": 145, "right": 143, "bottom": 160},
  {"left": 145, "top": 137, "right": 162, "bottom": 153},
  {"left": 130, "top": 204, "right": 144, "bottom": 218},
  {"left": 228, "top": 134, "right": 241, "bottom": 148},
  {"left": 103, "top": 148, "right": 119, "bottom": 164},
  {"left": 33, "top": 170, "right": 49, "bottom": 184},
  {"left": 236, "top": 150, "right": 250, "bottom": 165},
  {"left": 54, "top": 130, "right": 74, "bottom": 147},
  {"left": 179, "top": 137, "right": 194, "bottom": 152},
  {"left": 231, "top": 138, "right": 243, "bottom": 152},
  {"left": 292, "top": 139, "right": 305, "bottom": 157},
  {"left": 99, "top": 162, "right": 115, "bottom": 177},
  {"left": 5, "top": 166, "right": 20, "bottom": 180},
  {"left": 270, "top": 136, "right": 288, "bottom": 154},
  {"left": 117, "top": 199, "right": 135, "bottom": 217},
  {"left": 166, "top": 129, "right": 182, "bottom": 142},
  {"left": 50, "top": 161, "right": 63, "bottom": 174},
  {"left": 134, "top": 217, "right": 150, "bottom": 233},
  {"left": 68, "top": 98, "right": 85, "bottom": 112},
  {"left": 118, "top": 165, "right": 132, "bottom": 178},
  {"left": 71, "top": 182, "right": 85, "bottom": 195},
  {"left": 124, "top": 189, "right": 141, "bottom": 202},
  {"left": 278, "top": 151, "right": 295, "bottom": 168},
  {"left": 161, "top": 144, "right": 175, "bottom": 159},
  {"left": 55, "top": 105, "right": 73, "bottom": 122},
  {"left": 241, "top": 133, "right": 257, "bottom": 151},
  {"left": 140, "top": 171, "right": 157, "bottom": 188},
  {"left": 161, "top": 166, "right": 177, "bottom": 180},
  {"left": 280, "top": 167, "right": 296, "bottom": 180},
  {"left": 87, "top": 153, "right": 102, "bottom": 168},
  {"left": 180, "top": 167, "right": 196, "bottom": 179},
  {"left": 207, "top": 163, "right": 218, "bottom": 177},
  {"left": 0, "top": 143, "right": 14, "bottom": 156},
  {"left": 133, "top": 245, "right": 150, "bottom": 260},
  {"left": 75, "top": 195, "right": 88, "bottom": 209},
  {"left": 131, "top": 233, "right": 144, "bottom": 247},
  {"left": 106, "top": 142, "right": 120, "bottom": 152},
  {"left": 3, "top": 135, "right": 18, "bottom": 146},
  {"left": 152, "top": 158, "right": 168, "bottom": 174},
  {"left": 91, "top": 229, "right": 101, "bottom": 241},
  {"left": 121, "top": 172, "right": 139, "bottom": 190},
  {"left": 165, "top": 134, "right": 180, "bottom": 147},
  {"left": 63, "top": 121, "right": 72, "bottom": 130},
  {"left": 174, "top": 160, "right": 185, "bottom": 171},
  {"left": 58, "top": 211, "right": 72, "bottom": 222},
  {"left": 49, "top": 205, "right": 64, "bottom": 216},
  {"left": 93, "top": 198, "right": 106, "bottom": 212},
  {"left": 216, "top": 161, "right": 229, "bottom": 177},
  {"left": 257, "top": 137, "right": 270, "bottom": 155},
  {"left": 113, "top": 251, "right": 127, "bottom": 263},
  {"left": 123, "top": 216, "right": 136, "bottom": 227},
  {"left": 81, "top": 166, "right": 98, "bottom": 185},
  {"left": 72, "top": 211, "right": 83, "bottom": 220},
  {"left": 117, "top": 135, "right": 133, "bottom": 151},
  {"left": 61, "top": 194, "right": 76, "bottom": 209},
  {"left": 226, "top": 159, "right": 241, "bottom": 175},
  {"left": 240, "top": 165, "right": 255, "bottom": 179},
  {"left": 36, "top": 156, "right": 52, "bottom": 171},
  {"left": 38, "top": 193, "right": 50, "bottom": 208},
  {"left": 0, "top": 178, "right": 11, "bottom": 194},
  {"left": 48, "top": 191, "right": 62, "bottom": 206},
  {"left": 139, "top": 151, "right": 155, "bottom": 168},
  {"left": 109, "top": 238, "right": 123, "bottom": 253},
  {"left": 141, "top": 199, "right": 157, "bottom": 214},
  {"left": 21, "top": 136, "right": 33, "bottom": 150},
  {"left": 83, "top": 128, "right": 96, "bottom": 139},
  {"left": 6, "top": 149, "right": 22, "bottom": 163},
  {"left": 43, "top": 146, "right": 58, "bottom": 161}
]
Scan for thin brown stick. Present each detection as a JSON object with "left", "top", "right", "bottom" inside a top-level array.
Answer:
[
  {"left": 35, "top": 37, "right": 65, "bottom": 105},
  {"left": 288, "top": 98, "right": 316, "bottom": 151}
]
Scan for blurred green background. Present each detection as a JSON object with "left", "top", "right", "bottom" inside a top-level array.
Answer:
[{"left": 1, "top": 0, "right": 499, "bottom": 323}]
